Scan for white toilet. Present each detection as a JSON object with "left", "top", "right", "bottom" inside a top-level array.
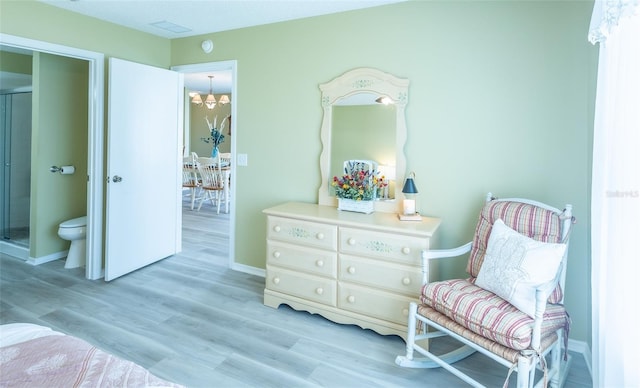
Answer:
[{"left": 58, "top": 216, "right": 87, "bottom": 269}]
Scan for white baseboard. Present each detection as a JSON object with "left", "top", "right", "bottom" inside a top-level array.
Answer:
[
  {"left": 230, "top": 261, "right": 265, "bottom": 277},
  {"left": 0, "top": 241, "right": 29, "bottom": 260},
  {"left": 1, "top": 243, "right": 68, "bottom": 266},
  {"left": 27, "top": 251, "right": 67, "bottom": 266},
  {"left": 568, "top": 338, "right": 592, "bottom": 377}
]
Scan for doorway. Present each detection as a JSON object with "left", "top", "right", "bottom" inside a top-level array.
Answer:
[
  {"left": 173, "top": 61, "right": 237, "bottom": 269},
  {"left": 0, "top": 33, "right": 105, "bottom": 279}
]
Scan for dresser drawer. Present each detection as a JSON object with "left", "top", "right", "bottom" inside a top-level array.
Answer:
[
  {"left": 339, "top": 254, "right": 422, "bottom": 296},
  {"left": 339, "top": 227, "right": 428, "bottom": 264},
  {"left": 268, "top": 216, "right": 337, "bottom": 251},
  {"left": 266, "top": 266, "right": 336, "bottom": 307},
  {"left": 267, "top": 241, "right": 337, "bottom": 278},
  {"left": 338, "top": 283, "right": 416, "bottom": 325}
]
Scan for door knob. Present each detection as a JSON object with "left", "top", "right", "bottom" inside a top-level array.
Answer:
[{"left": 112, "top": 175, "right": 123, "bottom": 183}]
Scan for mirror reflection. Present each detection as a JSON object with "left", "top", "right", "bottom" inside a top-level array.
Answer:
[
  {"left": 317, "top": 68, "right": 409, "bottom": 213},
  {"left": 330, "top": 101, "right": 396, "bottom": 199}
]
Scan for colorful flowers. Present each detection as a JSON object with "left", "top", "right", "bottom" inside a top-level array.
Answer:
[{"left": 332, "top": 161, "right": 387, "bottom": 201}]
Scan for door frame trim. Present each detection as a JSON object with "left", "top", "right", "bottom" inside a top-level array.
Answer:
[
  {"left": 0, "top": 33, "right": 105, "bottom": 280},
  {"left": 171, "top": 60, "right": 237, "bottom": 268}
]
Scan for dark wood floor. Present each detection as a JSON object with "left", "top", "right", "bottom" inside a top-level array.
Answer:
[{"left": 0, "top": 198, "right": 592, "bottom": 387}]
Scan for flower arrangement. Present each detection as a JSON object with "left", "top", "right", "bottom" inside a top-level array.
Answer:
[
  {"left": 332, "top": 160, "right": 387, "bottom": 201},
  {"left": 201, "top": 115, "right": 229, "bottom": 155}
]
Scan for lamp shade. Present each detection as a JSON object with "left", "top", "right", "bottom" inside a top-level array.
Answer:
[
  {"left": 191, "top": 94, "right": 203, "bottom": 105},
  {"left": 204, "top": 94, "right": 216, "bottom": 109},
  {"left": 402, "top": 172, "right": 418, "bottom": 194}
]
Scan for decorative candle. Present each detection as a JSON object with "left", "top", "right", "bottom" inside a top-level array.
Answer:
[{"left": 403, "top": 199, "right": 416, "bottom": 215}]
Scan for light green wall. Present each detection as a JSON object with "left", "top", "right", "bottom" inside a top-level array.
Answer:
[
  {"left": 1, "top": 0, "right": 596, "bottom": 344},
  {"left": 0, "top": 1, "right": 170, "bottom": 68},
  {"left": 172, "top": 1, "right": 596, "bottom": 344},
  {"left": 0, "top": 51, "right": 32, "bottom": 75},
  {"left": 30, "top": 52, "right": 88, "bottom": 257}
]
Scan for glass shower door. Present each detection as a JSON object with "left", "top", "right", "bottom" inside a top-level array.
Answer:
[{"left": 1, "top": 91, "right": 32, "bottom": 248}]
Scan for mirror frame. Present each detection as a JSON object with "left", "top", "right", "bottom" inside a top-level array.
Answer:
[{"left": 318, "top": 67, "right": 409, "bottom": 213}]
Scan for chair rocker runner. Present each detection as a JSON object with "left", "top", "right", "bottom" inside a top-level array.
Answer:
[{"left": 396, "top": 193, "right": 575, "bottom": 388}]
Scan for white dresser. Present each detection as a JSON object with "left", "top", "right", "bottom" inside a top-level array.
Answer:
[{"left": 263, "top": 202, "right": 441, "bottom": 339}]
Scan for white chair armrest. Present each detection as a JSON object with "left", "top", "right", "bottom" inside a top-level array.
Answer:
[
  {"left": 422, "top": 242, "right": 473, "bottom": 260},
  {"left": 420, "top": 242, "right": 473, "bottom": 283}
]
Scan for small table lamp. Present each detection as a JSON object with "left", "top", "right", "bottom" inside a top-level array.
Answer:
[{"left": 399, "top": 172, "right": 421, "bottom": 221}]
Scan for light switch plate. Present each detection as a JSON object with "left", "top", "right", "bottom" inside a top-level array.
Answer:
[{"left": 237, "top": 153, "right": 248, "bottom": 166}]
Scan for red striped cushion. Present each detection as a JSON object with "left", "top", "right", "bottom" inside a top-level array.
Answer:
[
  {"left": 417, "top": 305, "right": 560, "bottom": 362},
  {"left": 467, "top": 200, "right": 564, "bottom": 303},
  {"left": 421, "top": 279, "right": 569, "bottom": 350}
]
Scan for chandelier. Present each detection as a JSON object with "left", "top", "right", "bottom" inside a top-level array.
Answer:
[{"left": 191, "top": 75, "right": 230, "bottom": 109}]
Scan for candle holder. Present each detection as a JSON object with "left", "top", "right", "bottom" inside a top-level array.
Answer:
[{"left": 398, "top": 172, "right": 422, "bottom": 221}]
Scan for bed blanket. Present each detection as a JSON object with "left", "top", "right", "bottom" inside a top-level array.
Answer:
[{"left": 0, "top": 334, "right": 183, "bottom": 387}]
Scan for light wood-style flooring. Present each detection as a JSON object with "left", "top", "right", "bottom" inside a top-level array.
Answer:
[{"left": 0, "top": 198, "right": 592, "bottom": 387}]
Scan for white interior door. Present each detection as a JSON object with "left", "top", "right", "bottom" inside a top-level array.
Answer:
[{"left": 105, "top": 58, "right": 183, "bottom": 281}]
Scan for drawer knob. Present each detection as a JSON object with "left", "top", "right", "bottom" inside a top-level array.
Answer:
[
  {"left": 273, "top": 225, "right": 281, "bottom": 233},
  {"left": 316, "top": 287, "right": 324, "bottom": 295},
  {"left": 347, "top": 266, "right": 356, "bottom": 275},
  {"left": 402, "top": 246, "right": 411, "bottom": 255},
  {"left": 348, "top": 238, "right": 356, "bottom": 245},
  {"left": 347, "top": 295, "right": 356, "bottom": 303},
  {"left": 316, "top": 232, "right": 325, "bottom": 240},
  {"left": 403, "top": 308, "right": 409, "bottom": 316},
  {"left": 272, "top": 251, "right": 281, "bottom": 259},
  {"left": 273, "top": 277, "right": 280, "bottom": 285},
  {"left": 402, "top": 277, "right": 411, "bottom": 285},
  {"left": 316, "top": 259, "right": 324, "bottom": 267}
]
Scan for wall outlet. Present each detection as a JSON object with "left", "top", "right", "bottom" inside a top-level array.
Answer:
[{"left": 237, "top": 153, "right": 248, "bottom": 166}]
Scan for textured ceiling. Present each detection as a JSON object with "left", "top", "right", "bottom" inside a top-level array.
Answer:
[
  {"left": 37, "top": 0, "right": 405, "bottom": 38},
  {"left": 6, "top": 1, "right": 405, "bottom": 94}
]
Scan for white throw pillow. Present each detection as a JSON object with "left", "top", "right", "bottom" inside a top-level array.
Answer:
[{"left": 476, "top": 219, "right": 566, "bottom": 318}]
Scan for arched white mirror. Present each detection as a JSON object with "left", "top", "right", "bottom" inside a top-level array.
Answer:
[{"left": 318, "top": 68, "right": 409, "bottom": 213}]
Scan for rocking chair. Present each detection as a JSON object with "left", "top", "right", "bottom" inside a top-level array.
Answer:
[{"left": 396, "top": 193, "right": 575, "bottom": 387}]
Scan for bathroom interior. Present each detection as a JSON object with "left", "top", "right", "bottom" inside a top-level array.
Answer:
[{"left": 1, "top": 46, "right": 89, "bottom": 268}]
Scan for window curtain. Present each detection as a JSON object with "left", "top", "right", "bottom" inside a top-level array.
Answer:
[{"left": 589, "top": 1, "right": 640, "bottom": 387}]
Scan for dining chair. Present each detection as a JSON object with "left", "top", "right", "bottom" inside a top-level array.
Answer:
[
  {"left": 218, "top": 152, "right": 232, "bottom": 168},
  {"left": 217, "top": 153, "right": 232, "bottom": 212},
  {"left": 196, "top": 160, "right": 227, "bottom": 214},
  {"left": 182, "top": 158, "right": 200, "bottom": 210}
]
